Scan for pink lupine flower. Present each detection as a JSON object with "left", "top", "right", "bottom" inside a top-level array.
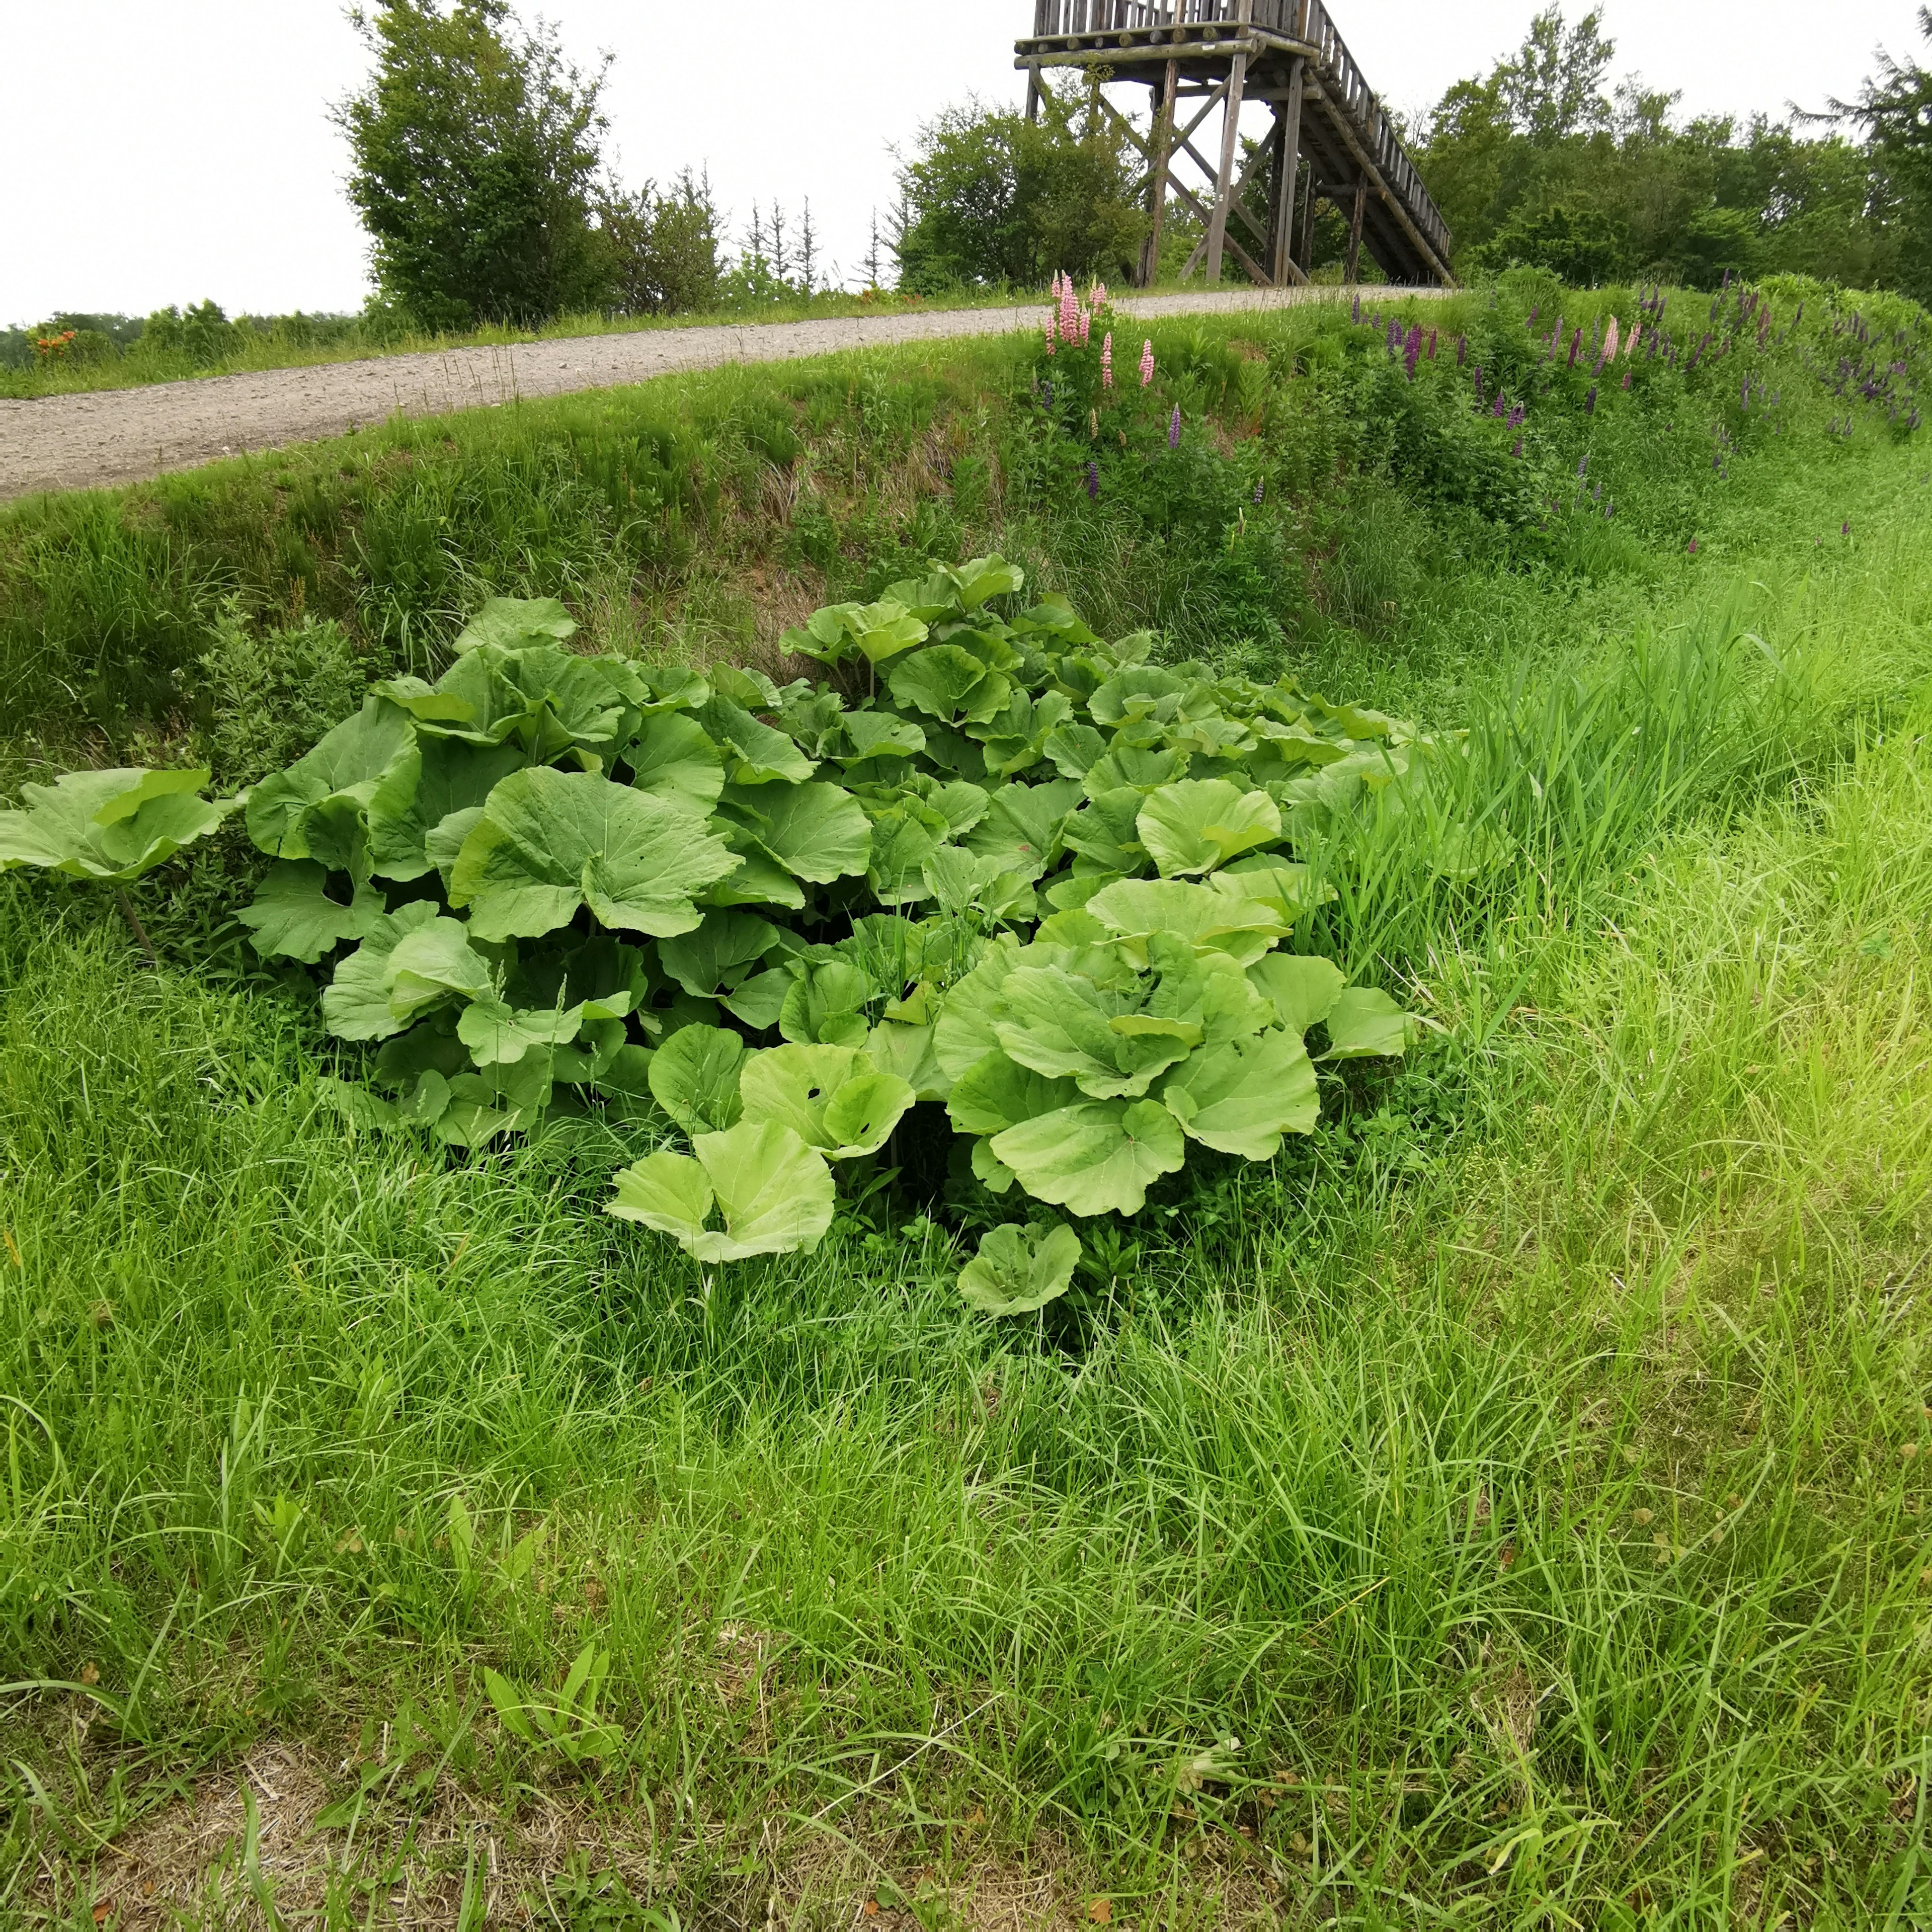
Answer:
[
  {"left": 1603, "top": 316, "right": 1620, "bottom": 362},
  {"left": 1044, "top": 311, "right": 1056, "bottom": 356},
  {"left": 1101, "top": 332, "right": 1113, "bottom": 388},
  {"left": 1627, "top": 322, "right": 1642, "bottom": 359},
  {"left": 1059, "top": 276, "right": 1079, "bottom": 345},
  {"left": 1139, "top": 340, "right": 1155, "bottom": 386}
]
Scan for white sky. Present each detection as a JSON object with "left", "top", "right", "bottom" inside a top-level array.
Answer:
[{"left": 4, "top": 0, "right": 1924, "bottom": 324}]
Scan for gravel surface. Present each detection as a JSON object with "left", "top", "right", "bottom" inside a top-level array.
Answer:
[{"left": 0, "top": 287, "right": 1447, "bottom": 502}]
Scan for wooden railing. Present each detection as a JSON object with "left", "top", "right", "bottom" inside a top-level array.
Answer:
[{"left": 1027, "top": 0, "right": 1451, "bottom": 270}]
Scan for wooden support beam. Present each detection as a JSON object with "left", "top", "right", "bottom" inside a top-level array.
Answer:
[
  {"left": 1139, "top": 60, "right": 1177, "bottom": 288},
  {"left": 1025, "top": 62, "right": 1042, "bottom": 126},
  {"left": 1345, "top": 177, "right": 1366, "bottom": 284},
  {"left": 1268, "top": 57, "right": 1304, "bottom": 287},
  {"left": 1203, "top": 34, "right": 1250, "bottom": 285},
  {"left": 1297, "top": 154, "right": 1317, "bottom": 271}
]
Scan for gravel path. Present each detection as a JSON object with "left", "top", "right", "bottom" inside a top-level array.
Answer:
[{"left": 0, "top": 287, "right": 1446, "bottom": 503}]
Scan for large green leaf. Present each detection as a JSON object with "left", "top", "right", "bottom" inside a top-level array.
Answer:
[
  {"left": 865, "top": 802, "right": 948, "bottom": 906},
  {"left": 946, "top": 1052, "right": 1080, "bottom": 1137},
  {"left": 0, "top": 767, "right": 235, "bottom": 883},
  {"left": 647, "top": 1024, "right": 746, "bottom": 1135},
  {"left": 1319, "top": 987, "right": 1417, "bottom": 1060},
  {"left": 991, "top": 965, "right": 1192, "bottom": 1100},
  {"left": 1059, "top": 788, "right": 1147, "bottom": 874},
  {"left": 777, "top": 958, "right": 872, "bottom": 1049},
  {"left": 1214, "top": 853, "right": 1333, "bottom": 920},
  {"left": 991, "top": 1098, "right": 1186, "bottom": 1217},
  {"left": 963, "top": 779, "right": 1083, "bottom": 879},
  {"left": 888, "top": 647, "right": 1007, "bottom": 727},
  {"left": 1085, "top": 877, "right": 1285, "bottom": 969},
  {"left": 1158, "top": 1028, "right": 1318, "bottom": 1159},
  {"left": 449, "top": 768, "right": 738, "bottom": 941},
  {"left": 658, "top": 910, "right": 780, "bottom": 999},
  {"left": 366, "top": 733, "right": 527, "bottom": 882},
  {"left": 1137, "top": 780, "right": 1282, "bottom": 877},
  {"left": 626, "top": 713, "right": 726, "bottom": 815},
  {"left": 958, "top": 1222, "right": 1082, "bottom": 1317},
  {"left": 246, "top": 699, "right": 416, "bottom": 867},
  {"left": 451, "top": 596, "right": 577, "bottom": 654},
  {"left": 318, "top": 901, "right": 445, "bottom": 1040},
  {"left": 1246, "top": 954, "right": 1346, "bottom": 1037},
  {"left": 607, "top": 1120, "right": 835, "bottom": 1261},
  {"left": 738, "top": 1043, "right": 914, "bottom": 1158},
  {"left": 865, "top": 1018, "right": 949, "bottom": 1103},
  {"left": 836, "top": 711, "right": 927, "bottom": 766},
  {"left": 930, "top": 937, "right": 1022, "bottom": 1081},
  {"left": 384, "top": 918, "right": 497, "bottom": 1025},
  {"left": 719, "top": 781, "right": 870, "bottom": 884},
  {"left": 236, "top": 859, "right": 386, "bottom": 962},
  {"left": 698, "top": 697, "right": 816, "bottom": 786}
]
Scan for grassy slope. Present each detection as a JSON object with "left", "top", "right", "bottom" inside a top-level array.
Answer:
[{"left": 3, "top": 284, "right": 1931, "bottom": 1925}]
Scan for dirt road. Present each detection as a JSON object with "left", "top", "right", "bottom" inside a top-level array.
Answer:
[{"left": 0, "top": 287, "right": 1444, "bottom": 503}]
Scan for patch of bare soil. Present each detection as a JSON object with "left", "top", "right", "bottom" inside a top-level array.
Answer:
[
  {"left": 37, "top": 1738, "right": 1287, "bottom": 1930},
  {"left": 0, "top": 289, "right": 1444, "bottom": 503}
]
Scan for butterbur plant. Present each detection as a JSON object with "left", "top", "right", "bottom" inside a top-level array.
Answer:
[
  {"left": 18, "top": 572, "right": 1420, "bottom": 1318},
  {"left": 0, "top": 768, "right": 239, "bottom": 962}
]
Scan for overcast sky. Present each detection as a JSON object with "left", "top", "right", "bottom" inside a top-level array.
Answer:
[{"left": 5, "top": 0, "right": 1924, "bottom": 324}]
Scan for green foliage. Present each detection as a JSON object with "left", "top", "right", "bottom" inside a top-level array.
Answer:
[
  {"left": 1419, "top": 3, "right": 1928, "bottom": 290},
  {"left": 0, "top": 767, "right": 235, "bottom": 882},
  {"left": 45, "top": 574, "right": 1413, "bottom": 1307},
  {"left": 895, "top": 91, "right": 1146, "bottom": 292},
  {"left": 595, "top": 168, "right": 723, "bottom": 316},
  {"left": 334, "top": 0, "right": 611, "bottom": 329}
]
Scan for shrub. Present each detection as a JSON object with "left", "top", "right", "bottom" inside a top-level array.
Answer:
[{"left": 6, "top": 571, "right": 1419, "bottom": 1314}]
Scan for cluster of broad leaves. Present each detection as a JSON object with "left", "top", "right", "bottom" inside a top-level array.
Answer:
[{"left": 3, "top": 561, "right": 1421, "bottom": 1314}]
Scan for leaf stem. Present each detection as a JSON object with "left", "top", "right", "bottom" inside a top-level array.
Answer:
[{"left": 115, "top": 886, "right": 160, "bottom": 968}]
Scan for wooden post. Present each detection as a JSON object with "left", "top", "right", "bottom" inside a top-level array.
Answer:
[
  {"left": 1298, "top": 165, "right": 1317, "bottom": 274},
  {"left": 1268, "top": 57, "right": 1304, "bottom": 287},
  {"left": 1025, "top": 62, "right": 1042, "bottom": 125},
  {"left": 1202, "top": 39, "right": 1250, "bottom": 284},
  {"left": 1139, "top": 59, "right": 1177, "bottom": 288},
  {"left": 1345, "top": 178, "right": 1366, "bottom": 284}
]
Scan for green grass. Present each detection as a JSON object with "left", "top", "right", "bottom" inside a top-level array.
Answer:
[{"left": 3, "top": 278, "right": 1930, "bottom": 1924}]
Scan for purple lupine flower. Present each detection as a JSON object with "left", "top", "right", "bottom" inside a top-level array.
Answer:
[
  {"left": 1841, "top": 520, "right": 1851, "bottom": 536},
  {"left": 1688, "top": 538, "right": 1699, "bottom": 555},
  {"left": 1352, "top": 293, "right": 1362, "bottom": 325},
  {"left": 1253, "top": 477, "right": 1264, "bottom": 505},
  {"left": 1457, "top": 336, "right": 1467, "bottom": 367},
  {"left": 1586, "top": 385, "right": 1597, "bottom": 414},
  {"left": 1428, "top": 328, "right": 1437, "bottom": 360},
  {"left": 1404, "top": 325, "right": 1421, "bottom": 378},
  {"left": 1086, "top": 461, "right": 1099, "bottom": 500},
  {"left": 1168, "top": 405, "right": 1181, "bottom": 449},
  {"left": 1041, "top": 379, "right": 1053, "bottom": 407},
  {"left": 1512, "top": 436, "right": 1523, "bottom": 457},
  {"left": 1527, "top": 305, "right": 1539, "bottom": 327},
  {"left": 1577, "top": 453, "right": 1589, "bottom": 478},
  {"left": 1387, "top": 318, "right": 1401, "bottom": 357},
  {"left": 1568, "top": 329, "right": 1582, "bottom": 367},
  {"left": 1507, "top": 405, "right": 1524, "bottom": 429},
  {"left": 1492, "top": 393, "right": 1506, "bottom": 418},
  {"left": 1622, "top": 367, "right": 1632, "bottom": 391}
]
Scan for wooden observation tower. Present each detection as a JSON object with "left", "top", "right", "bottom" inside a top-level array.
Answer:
[{"left": 1017, "top": 1, "right": 1454, "bottom": 288}]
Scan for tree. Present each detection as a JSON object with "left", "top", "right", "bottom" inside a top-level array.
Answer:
[
  {"left": 894, "top": 91, "right": 1146, "bottom": 292},
  {"left": 596, "top": 169, "right": 722, "bottom": 315},
  {"left": 335, "top": 0, "right": 610, "bottom": 330},
  {"left": 1417, "top": 2, "right": 1916, "bottom": 292},
  {"left": 1836, "top": 7, "right": 1932, "bottom": 297},
  {"left": 1495, "top": 5, "right": 1615, "bottom": 145}
]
